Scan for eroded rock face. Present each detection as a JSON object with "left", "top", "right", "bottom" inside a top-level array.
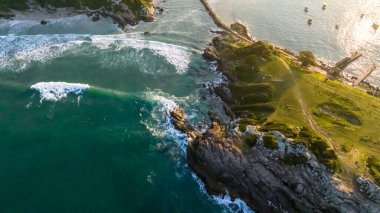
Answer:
[
  {"left": 357, "top": 177, "right": 380, "bottom": 204},
  {"left": 203, "top": 47, "right": 220, "bottom": 62},
  {"left": 0, "top": 11, "right": 15, "bottom": 19},
  {"left": 170, "top": 107, "right": 380, "bottom": 212},
  {"left": 230, "top": 22, "right": 253, "bottom": 41}
]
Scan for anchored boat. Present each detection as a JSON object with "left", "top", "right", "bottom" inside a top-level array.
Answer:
[{"left": 322, "top": 3, "right": 327, "bottom": 10}]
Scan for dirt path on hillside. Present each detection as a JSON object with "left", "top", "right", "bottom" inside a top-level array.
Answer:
[{"left": 281, "top": 60, "right": 342, "bottom": 159}]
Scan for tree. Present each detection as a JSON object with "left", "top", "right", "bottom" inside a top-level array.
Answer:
[{"left": 298, "top": 51, "right": 317, "bottom": 67}]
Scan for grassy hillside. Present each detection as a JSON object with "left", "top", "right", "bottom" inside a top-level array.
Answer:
[{"left": 216, "top": 34, "right": 380, "bottom": 183}]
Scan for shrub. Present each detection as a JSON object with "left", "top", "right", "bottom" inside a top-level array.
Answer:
[
  {"left": 298, "top": 51, "right": 317, "bottom": 67},
  {"left": 260, "top": 122, "right": 298, "bottom": 138},
  {"left": 245, "top": 135, "right": 257, "bottom": 147},
  {"left": 368, "top": 156, "right": 380, "bottom": 185},
  {"left": 239, "top": 93, "right": 271, "bottom": 104},
  {"left": 293, "top": 138, "right": 310, "bottom": 148},
  {"left": 263, "top": 134, "right": 278, "bottom": 150},
  {"left": 310, "top": 139, "right": 337, "bottom": 170},
  {"left": 283, "top": 154, "right": 308, "bottom": 165}
]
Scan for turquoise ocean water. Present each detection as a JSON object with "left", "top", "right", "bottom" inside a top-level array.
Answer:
[
  {"left": 1, "top": 0, "right": 379, "bottom": 212},
  {"left": 0, "top": 0, "right": 251, "bottom": 212}
]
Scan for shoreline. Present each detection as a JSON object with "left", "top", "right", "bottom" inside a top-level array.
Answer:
[
  {"left": 10, "top": 7, "right": 78, "bottom": 21},
  {"left": 0, "top": 1, "right": 155, "bottom": 29},
  {"left": 170, "top": 26, "right": 380, "bottom": 212},
  {"left": 170, "top": 0, "right": 380, "bottom": 211},
  {"left": 201, "top": 0, "right": 379, "bottom": 96}
]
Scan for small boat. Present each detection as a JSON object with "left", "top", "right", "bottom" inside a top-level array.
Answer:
[
  {"left": 373, "top": 23, "right": 379, "bottom": 30},
  {"left": 304, "top": 6, "right": 309, "bottom": 12},
  {"left": 308, "top": 19, "right": 313, "bottom": 25},
  {"left": 322, "top": 3, "right": 327, "bottom": 10},
  {"left": 335, "top": 25, "right": 339, "bottom": 30}
]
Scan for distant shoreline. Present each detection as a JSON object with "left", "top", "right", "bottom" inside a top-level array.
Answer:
[
  {"left": 0, "top": 1, "right": 155, "bottom": 29},
  {"left": 200, "top": 0, "right": 379, "bottom": 96}
]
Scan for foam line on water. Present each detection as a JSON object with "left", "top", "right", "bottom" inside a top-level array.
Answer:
[
  {"left": 90, "top": 35, "right": 191, "bottom": 74},
  {"left": 30, "top": 82, "right": 90, "bottom": 103},
  {"left": 0, "top": 34, "right": 191, "bottom": 74},
  {"left": 142, "top": 88, "right": 254, "bottom": 212},
  {"left": 142, "top": 89, "right": 191, "bottom": 152}
]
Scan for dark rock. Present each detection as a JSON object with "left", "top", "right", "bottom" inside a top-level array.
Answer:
[
  {"left": 92, "top": 13, "right": 100, "bottom": 22},
  {"left": 212, "top": 37, "right": 232, "bottom": 50},
  {"left": 295, "top": 183, "right": 305, "bottom": 194},
  {"left": 46, "top": 4, "right": 56, "bottom": 13},
  {"left": 40, "top": 20, "right": 48, "bottom": 25},
  {"left": 230, "top": 22, "right": 252, "bottom": 41},
  {"left": 0, "top": 11, "right": 15, "bottom": 19},
  {"left": 170, "top": 104, "right": 380, "bottom": 212},
  {"left": 203, "top": 47, "right": 220, "bottom": 61},
  {"left": 144, "top": 31, "right": 152, "bottom": 36}
]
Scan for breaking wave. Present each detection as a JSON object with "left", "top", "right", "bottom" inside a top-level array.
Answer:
[
  {"left": 0, "top": 34, "right": 191, "bottom": 74},
  {"left": 142, "top": 88, "right": 253, "bottom": 212},
  {"left": 30, "top": 81, "right": 90, "bottom": 103}
]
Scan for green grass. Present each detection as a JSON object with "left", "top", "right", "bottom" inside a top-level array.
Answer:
[
  {"left": 214, "top": 34, "right": 380, "bottom": 175},
  {"left": 245, "top": 134, "right": 257, "bottom": 147},
  {"left": 1, "top": 0, "right": 29, "bottom": 10},
  {"left": 263, "top": 134, "right": 278, "bottom": 150},
  {"left": 368, "top": 156, "right": 380, "bottom": 185}
]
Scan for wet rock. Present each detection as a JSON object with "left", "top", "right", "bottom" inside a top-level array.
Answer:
[
  {"left": 0, "top": 11, "right": 15, "bottom": 19},
  {"left": 144, "top": 31, "right": 152, "bottom": 36},
  {"left": 170, "top": 106, "right": 380, "bottom": 212},
  {"left": 203, "top": 47, "right": 220, "bottom": 61},
  {"left": 40, "top": 20, "right": 48, "bottom": 25},
  {"left": 92, "top": 13, "right": 100, "bottom": 22},
  {"left": 155, "top": 6, "right": 164, "bottom": 14}
]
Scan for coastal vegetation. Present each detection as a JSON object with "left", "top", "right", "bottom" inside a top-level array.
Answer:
[
  {"left": 213, "top": 32, "right": 380, "bottom": 182},
  {"left": 368, "top": 156, "right": 380, "bottom": 185},
  {"left": 244, "top": 134, "right": 257, "bottom": 147},
  {"left": 298, "top": 50, "right": 317, "bottom": 67},
  {"left": 0, "top": 0, "right": 152, "bottom": 12},
  {"left": 262, "top": 134, "right": 278, "bottom": 150}
]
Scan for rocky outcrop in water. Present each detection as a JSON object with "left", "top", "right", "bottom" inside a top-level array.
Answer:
[
  {"left": 230, "top": 22, "right": 253, "bottom": 41},
  {"left": 0, "top": 11, "right": 15, "bottom": 19},
  {"left": 170, "top": 107, "right": 380, "bottom": 212},
  {"left": 0, "top": 0, "right": 154, "bottom": 28},
  {"left": 170, "top": 23, "right": 380, "bottom": 211}
]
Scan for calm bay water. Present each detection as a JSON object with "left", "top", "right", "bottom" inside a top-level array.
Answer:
[{"left": 210, "top": 0, "right": 380, "bottom": 84}]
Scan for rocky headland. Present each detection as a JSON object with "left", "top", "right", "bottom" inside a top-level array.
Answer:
[{"left": 170, "top": 25, "right": 380, "bottom": 212}]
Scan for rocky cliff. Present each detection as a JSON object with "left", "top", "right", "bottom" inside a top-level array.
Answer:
[
  {"left": 169, "top": 28, "right": 380, "bottom": 212},
  {"left": 0, "top": 0, "right": 154, "bottom": 28},
  {"left": 170, "top": 106, "right": 380, "bottom": 212}
]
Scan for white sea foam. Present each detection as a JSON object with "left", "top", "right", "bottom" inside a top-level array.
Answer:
[
  {"left": 142, "top": 87, "right": 254, "bottom": 212},
  {"left": 30, "top": 82, "right": 90, "bottom": 103},
  {"left": 142, "top": 89, "right": 191, "bottom": 153},
  {"left": 191, "top": 173, "right": 254, "bottom": 213},
  {"left": 0, "top": 34, "right": 85, "bottom": 71},
  {"left": 0, "top": 34, "right": 191, "bottom": 74},
  {"left": 90, "top": 35, "right": 191, "bottom": 74}
]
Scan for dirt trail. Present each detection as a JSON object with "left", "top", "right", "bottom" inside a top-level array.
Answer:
[{"left": 281, "top": 60, "right": 342, "bottom": 159}]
